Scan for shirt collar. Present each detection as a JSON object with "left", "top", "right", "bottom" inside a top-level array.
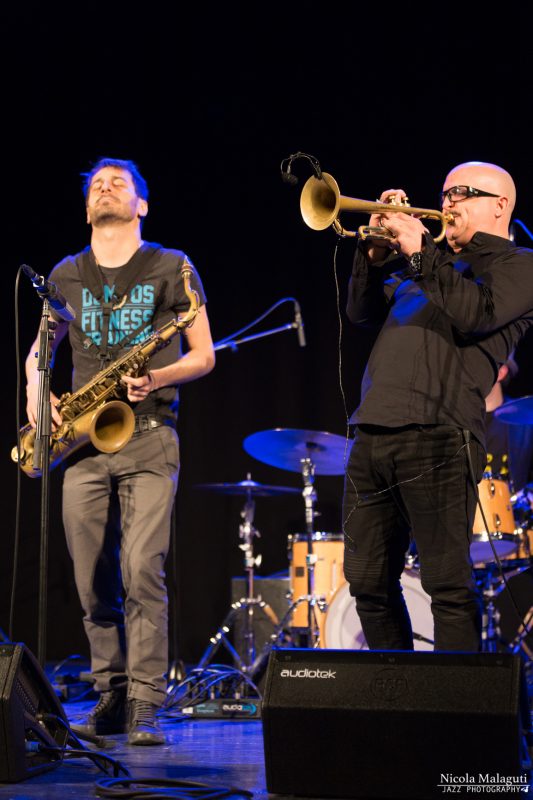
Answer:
[{"left": 459, "top": 231, "right": 514, "bottom": 255}]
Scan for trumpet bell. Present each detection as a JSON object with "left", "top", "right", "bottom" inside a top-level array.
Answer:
[{"left": 300, "top": 173, "right": 341, "bottom": 231}]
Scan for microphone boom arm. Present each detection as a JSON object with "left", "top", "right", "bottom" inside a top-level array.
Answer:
[{"left": 214, "top": 322, "right": 298, "bottom": 352}]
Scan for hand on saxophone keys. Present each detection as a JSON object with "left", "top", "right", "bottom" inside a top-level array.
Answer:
[{"left": 121, "top": 371, "right": 158, "bottom": 402}]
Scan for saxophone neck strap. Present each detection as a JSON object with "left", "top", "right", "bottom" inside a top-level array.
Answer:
[{"left": 77, "top": 243, "right": 164, "bottom": 365}]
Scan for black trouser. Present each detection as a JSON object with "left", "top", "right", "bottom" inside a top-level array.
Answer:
[{"left": 343, "top": 424, "right": 485, "bottom": 651}]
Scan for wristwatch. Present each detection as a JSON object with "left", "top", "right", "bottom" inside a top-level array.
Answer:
[{"left": 407, "top": 251, "right": 424, "bottom": 280}]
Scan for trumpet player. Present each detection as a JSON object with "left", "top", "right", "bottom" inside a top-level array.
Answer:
[
  {"left": 342, "top": 161, "right": 533, "bottom": 651},
  {"left": 24, "top": 158, "right": 215, "bottom": 743}
]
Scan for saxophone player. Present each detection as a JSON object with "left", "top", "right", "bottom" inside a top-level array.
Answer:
[{"left": 25, "top": 158, "right": 215, "bottom": 744}]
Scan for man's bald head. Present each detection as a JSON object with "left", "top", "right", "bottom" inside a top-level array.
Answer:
[{"left": 442, "top": 161, "right": 516, "bottom": 252}]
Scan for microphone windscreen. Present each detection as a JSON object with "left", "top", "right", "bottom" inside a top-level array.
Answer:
[{"left": 281, "top": 172, "right": 299, "bottom": 186}]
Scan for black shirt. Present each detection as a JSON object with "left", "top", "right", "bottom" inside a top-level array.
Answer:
[{"left": 347, "top": 232, "right": 533, "bottom": 447}]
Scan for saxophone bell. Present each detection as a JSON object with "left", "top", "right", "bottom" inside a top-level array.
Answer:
[
  {"left": 11, "top": 400, "right": 136, "bottom": 478},
  {"left": 85, "top": 400, "right": 136, "bottom": 453}
]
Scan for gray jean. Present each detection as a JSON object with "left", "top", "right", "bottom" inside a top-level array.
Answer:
[{"left": 62, "top": 425, "right": 180, "bottom": 706}]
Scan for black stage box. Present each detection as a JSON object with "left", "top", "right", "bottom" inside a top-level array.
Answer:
[
  {"left": 262, "top": 648, "right": 531, "bottom": 799},
  {"left": 0, "top": 643, "right": 69, "bottom": 782}
]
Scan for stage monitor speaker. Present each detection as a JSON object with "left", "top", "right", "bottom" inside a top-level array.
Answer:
[
  {"left": 0, "top": 643, "right": 70, "bottom": 782},
  {"left": 262, "top": 649, "right": 531, "bottom": 799}
]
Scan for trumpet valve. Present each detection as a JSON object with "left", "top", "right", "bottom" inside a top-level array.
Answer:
[{"left": 385, "top": 194, "right": 410, "bottom": 208}]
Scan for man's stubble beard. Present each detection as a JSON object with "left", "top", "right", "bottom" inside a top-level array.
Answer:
[{"left": 88, "top": 203, "right": 136, "bottom": 228}]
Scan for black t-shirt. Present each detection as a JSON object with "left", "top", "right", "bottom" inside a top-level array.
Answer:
[
  {"left": 49, "top": 242, "right": 207, "bottom": 422},
  {"left": 347, "top": 233, "right": 533, "bottom": 447}
]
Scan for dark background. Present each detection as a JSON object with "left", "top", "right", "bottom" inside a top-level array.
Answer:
[{"left": 1, "top": 14, "right": 532, "bottom": 665}]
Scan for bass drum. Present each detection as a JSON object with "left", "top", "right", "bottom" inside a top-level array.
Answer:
[{"left": 323, "top": 569, "right": 434, "bottom": 651}]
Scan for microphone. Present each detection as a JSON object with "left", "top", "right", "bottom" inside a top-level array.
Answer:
[
  {"left": 280, "top": 152, "right": 323, "bottom": 188},
  {"left": 22, "top": 264, "right": 76, "bottom": 322},
  {"left": 281, "top": 164, "right": 299, "bottom": 186},
  {"left": 294, "top": 300, "right": 306, "bottom": 347}
]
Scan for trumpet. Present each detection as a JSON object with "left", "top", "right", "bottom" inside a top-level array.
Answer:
[{"left": 300, "top": 172, "right": 453, "bottom": 243}]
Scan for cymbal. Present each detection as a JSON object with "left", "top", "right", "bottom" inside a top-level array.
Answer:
[
  {"left": 494, "top": 396, "right": 533, "bottom": 425},
  {"left": 195, "top": 479, "right": 301, "bottom": 497},
  {"left": 243, "top": 428, "right": 347, "bottom": 476}
]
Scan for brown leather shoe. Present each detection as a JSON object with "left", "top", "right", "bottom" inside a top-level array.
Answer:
[{"left": 127, "top": 699, "right": 165, "bottom": 745}]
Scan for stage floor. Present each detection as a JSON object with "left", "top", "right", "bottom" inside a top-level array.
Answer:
[
  {"left": 3, "top": 702, "right": 269, "bottom": 799},
  {"left": 2, "top": 692, "right": 533, "bottom": 799}
]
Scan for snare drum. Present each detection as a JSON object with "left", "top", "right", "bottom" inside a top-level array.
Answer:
[
  {"left": 498, "top": 529, "right": 533, "bottom": 565},
  {"left": 288, "top": 532, "right": 344, "bottom": 640},
  {"left": 471, "top": 478, "right": 519, "bottom": 564},
  {"left": 323, "top": 569, "right": 434, "bottom": 651}
]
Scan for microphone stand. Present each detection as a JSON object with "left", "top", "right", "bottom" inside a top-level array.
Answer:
[
  {"left": 214, "top": 321, "right": 299, "bottom": 352},
  {"left": 32, "top": 298, "right": 56, "bottom": 667}
]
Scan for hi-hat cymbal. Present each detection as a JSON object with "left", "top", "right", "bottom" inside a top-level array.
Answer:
[
  {"left": 195, "top": 479, "right": 301, "bottom": 497},
  {"left": 494, "top": 396, "right": 533, "bottom": 425},
  {"left": 243, "top": 428, "right": 347, "bottom": 476}
]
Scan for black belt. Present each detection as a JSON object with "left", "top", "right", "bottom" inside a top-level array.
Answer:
[{"left": 134, "top": 414, "right": 171, "bottom": 433}]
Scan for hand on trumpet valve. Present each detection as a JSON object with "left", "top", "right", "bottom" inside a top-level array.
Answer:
[
  {"left": 379, "top": 211, "right": 428, "bottom": 257},
  {"left": 366, "top": 189, "right": 409, "bottom": 260},
  {"left": 368, "top": 188, "right": 427, "bottom": 259}
]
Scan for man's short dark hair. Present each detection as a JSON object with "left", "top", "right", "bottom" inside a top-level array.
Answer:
[{"left": 81, "top": 158, "right": 149, "bottom": 201}]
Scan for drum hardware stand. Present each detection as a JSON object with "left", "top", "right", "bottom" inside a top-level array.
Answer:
[
  {"left": 301, "top": 457, "right": 320, "bottom": 645},
  {"left": 241, "top": 429, "right": 348, "bottom": 649},
  {"left": 476, "top": 564, "right": 533, "bottom": 658},
  {"left": 286, "top": 455, "right": 331, "bottom": 647},
  {"left": 196, "top": 477, "right": 280, "bottom": 677},
  {"left": 477, "top": 566, "right": 503, "bottom": 653},
  {"left": 510, "top": 606, "right": 533, "bottom": 661}
]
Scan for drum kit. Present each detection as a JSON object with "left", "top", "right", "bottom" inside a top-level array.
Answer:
[{"left": 194, "top": 413, "right": 533, "bottom": 679}]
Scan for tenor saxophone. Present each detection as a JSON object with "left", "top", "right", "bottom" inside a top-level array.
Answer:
[{"left": 12, "top": 264, "right": 200, "bottom": 478}]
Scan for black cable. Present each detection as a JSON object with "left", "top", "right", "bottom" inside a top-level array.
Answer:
[
  {"left": 10, "top": 266, "right": 24, "bottom": 640},
  {"left": 94, "top": 776, "right": 253, "bottom": 799},
  {"left": 39, "top": 746, "right": 130, "bottom": 778},
  {"left": 39, "top": 713, "right": 129, "bottom": 769},
  {"left": 165, "top": 666, "right": 260, "bottom": 713},
  {"left": 343, "top": 441, "right": 471, "bottom": 541},
  {"left": 51, "top": 652, "right": 86, "bottom": 677}
]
